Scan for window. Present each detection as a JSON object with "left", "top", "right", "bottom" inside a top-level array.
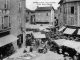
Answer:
[
  {"left": 9, "top": 16, "right": 11, "bottom": 27},
  {"left": 6, "top": 10, "right": 10, "bottom": 14},
  {"left": 46, "top": 13, "right": 48, "bottom": 16},
  {"left": 0, "top": 10, "right": 2, "bottom": 14},
  {"left": 18, "top": 18, "right": 22, "bottom": 28},
  {"left": 60, "top": 8, "right": 61, "bottom": 13},
  {"left": 1, "top": 16, "right": 10, "bottom": 29},
  {"left": 0, "top": 16, "right": 2, "bottom": 29},
  {"left": 2, "top": 17, "right": 3, "bottom": 29},
  {"left": 28, "top": 12, "right": 29, "bottom": 15},
  {"left": 3, "top": 10, "right": 6, "bottom": 14},
  {"left": 4, "top": 16, "right": 9, "bottom": 29},
  {"left": 4, "top": 0, "right": 8, "bottom": 8},
  {"left": 18, "top": 2, "right": 22, "bottom": 13},
  {"left": 71, "top": 6, "right": 74, "bottom": 14},
  {"left": 71, "top": 17, "right": 74, "bottom": 25}
]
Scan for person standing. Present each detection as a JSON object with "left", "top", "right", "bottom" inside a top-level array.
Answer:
[{"left": 0, "top": 54, "right": 3, "bottom": 60}]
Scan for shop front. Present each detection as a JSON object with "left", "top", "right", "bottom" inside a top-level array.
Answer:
[
  {"left": 17, "top": 34, "right": 23, "bottom": 48},
  {"left": 0, "top": 34, "right": 18, "bottom": 59}
]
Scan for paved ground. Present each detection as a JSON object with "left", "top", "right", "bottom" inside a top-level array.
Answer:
[
  {"left": 3, "top": 23, "right": 63, "bottom": 60},
  {"left": 25, "top": 23, "right": 53, "bottom": 29},
  {"left": 31, "top": 51, "right": 64, "bottom": 60},
  {"left": 3, "top": 47, "right": 64, "bottom": 60}
]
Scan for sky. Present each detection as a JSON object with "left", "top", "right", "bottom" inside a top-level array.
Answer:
[{"left": 26, "top": 0, "right": 60, "bottom": 10}]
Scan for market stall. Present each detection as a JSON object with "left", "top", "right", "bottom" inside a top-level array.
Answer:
[
  {"left": 58, "top": 26, "right": 66, "bottom": 32},
  {"left": 62, "top": 40, "right": 80, "bottom": 52},
  {"left": 32, "top": 32, "right": 46, "bottom": 39},
  {"left": 53, "top": 39, "right": 66, "bottom": 46},
  {"left": 32, "top": 32, "right": 48, "bottom": 53}
]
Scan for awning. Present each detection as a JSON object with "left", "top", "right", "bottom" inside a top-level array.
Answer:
[
  {"left": 32, "top": 32, "right": 46, "bottom": 38},
  {"left": 77, "top": 29, "right": 80, "bottom": 35},
  {"left": 39, "top": 27, "right": 45, "bottom": 30},
  {"left": 62, "top": 40, "right": 80, "bottom": 49},
  {"left": 43, "top": 29, "right": 50, "bottom": 32},
  {"left": 54, "top": 39, "right": 66, "bottom": 46},
  {"left": 62, "top": 40, "right": 74, "bottom": 48},
  {"left": 25, "top": 31, "right": 33, "bottom": 34},
  {"left": 0, "top": 35, "right": 18, "bottom": 47},
  {"left": 58, "top": 26, "right": 66, "bottom": 32},
  {"left": 63, "top": 28, "right": 76, "bottom": 34}
]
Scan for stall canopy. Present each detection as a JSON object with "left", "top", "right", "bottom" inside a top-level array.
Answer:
[
  {"left": 77, "top": 29, "right": 80, "bottom": 35},
  {"left": 63, "top": 28, "right": 76, "bottom": 34},
  {"left": 43, "top": 29, "right": 50, "bottom": 32},
  {"left": 58, "top": 25, "right": 80, "bottom": 35},
  {"left": 39, "top": 27, "right": 45, "bottom": 30},
  {"left": 32, "top": 32, "right": 46, "bottom": 38},
  {"left": 25, "top": 31, "right": 33, "bottom": 34},
  {"left": 61, "top": 40, "right": 74, "bottom": 48},
  {"left": 53, "top": 39, "right": 66, "bottom": 46},
  {"left": 58, "top": 26, "right": 66, "bottom": 32},
  {"left": 0, "top": 35, "right": 18, "bottom": 47},
  {"left": 62, "top": 40, "right": 80, "bottom": 52}
]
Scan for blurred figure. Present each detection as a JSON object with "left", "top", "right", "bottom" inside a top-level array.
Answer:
[{"left": 0, "top": 54, "right": 3, "bottom": 60}]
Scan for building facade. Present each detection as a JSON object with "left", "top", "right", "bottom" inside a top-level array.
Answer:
[
  {"left": 25, "top": 8, "right": 35, "bottom": 24},
  {"left": 58, "top": 0, "right": 80, "bottom": 28},
  {"left": 0, "top": 0, "right": 26, "bottom": 58},
  {"left": 35, "top": 6, "right": 54, "bottom": 26}
]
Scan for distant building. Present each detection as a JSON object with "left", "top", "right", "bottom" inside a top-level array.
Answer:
[
  {"left": 25, "top": 8, "right": 35, "bottom": 24},
  {"left": 54, "top": 10, "right": 58, "bottom": 20},
  {"left": 58, "top": 0, "right": 80, "bottom": 28},
  {"left": 35, "top": 6, "right": 55, "bottom": 26},
  {"left": 0, "top": 0, "right": 26, "bottom": 58}
]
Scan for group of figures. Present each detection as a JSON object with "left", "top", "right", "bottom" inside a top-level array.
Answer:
[{"left": 25, "top": 27, "right": 80, "bottom": 60}]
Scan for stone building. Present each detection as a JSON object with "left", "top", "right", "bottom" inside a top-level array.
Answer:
[
  {"left": 0, "top": 0, "right": 26, "bottom": 58},
  {"left": 35, "top": 6, "right": 54, "bottom": 26},
  {"left": 58, "top": 0, "right": 80, "bottom": 28}
]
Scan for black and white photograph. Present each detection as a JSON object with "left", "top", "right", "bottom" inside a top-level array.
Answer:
[{"left": 0, "top": 0, "right": 80, "bottom": 60}]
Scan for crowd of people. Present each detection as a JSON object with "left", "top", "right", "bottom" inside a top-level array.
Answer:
[{"left": 25, "top": 27, "right": 80, "bottom": 60}]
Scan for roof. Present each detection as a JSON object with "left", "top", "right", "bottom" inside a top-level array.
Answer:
[
  {"left": 26, "top": 8, "right": 31, "bottom": 11},
  {"left": 26, "top": 8, "right": 35, "bottom": 13},
  {"left": 35, "top": 6, "right": 54, "bottom": 11},
  {"left": 58, "top": 0, "right": 63, "bottom": 4},
  {"left": 59, "top": 0, "right": 80, "bottom": 4}
]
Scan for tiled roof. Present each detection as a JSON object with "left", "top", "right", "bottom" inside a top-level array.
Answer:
[{"left": 35, "top": 6, "right": 54, "bottom": 11}]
